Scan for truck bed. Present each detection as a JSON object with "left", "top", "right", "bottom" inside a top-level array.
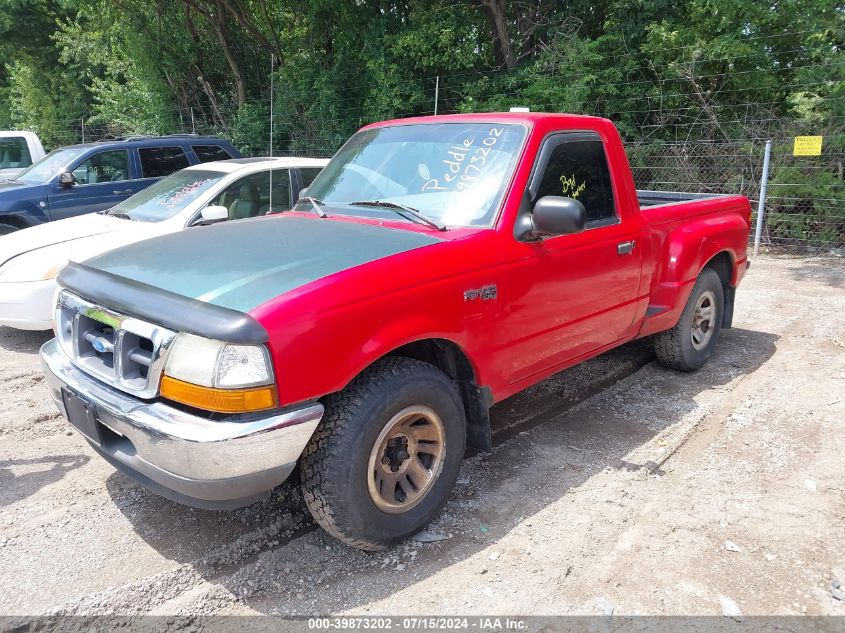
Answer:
[{"left": 637, "top": 189, "right": 733, "bottom": 208}]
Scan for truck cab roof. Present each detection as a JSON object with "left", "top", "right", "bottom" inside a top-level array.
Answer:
[{"left": 364, "top": 111, "right": 614, "bottom": 129}]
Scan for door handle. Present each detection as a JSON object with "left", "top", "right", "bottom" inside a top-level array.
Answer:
[
  {"left": 112, "top": 189, "right": 133, "bottom": 195},
  {"left": 617, "top": 240, "right": 636, "bottom": 255}
]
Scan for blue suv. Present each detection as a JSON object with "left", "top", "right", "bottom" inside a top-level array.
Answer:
[{"left": 0, "top": 135, "right": 242, "bottom": 234}]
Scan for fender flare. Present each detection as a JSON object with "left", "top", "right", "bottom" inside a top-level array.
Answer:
[
  {"left": 639, "top": 214, "right": 747, "bottom": 337},
  {"left": 658, "top": 214, "right": 746, "bottom": 286}
]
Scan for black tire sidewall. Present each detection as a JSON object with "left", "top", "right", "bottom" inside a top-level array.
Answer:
[
  {"left": 311, "top": 362, "right": 466, "bottom": 546},
  {"left": 677, "top": 268, "right": 725, "bottom": 369}
]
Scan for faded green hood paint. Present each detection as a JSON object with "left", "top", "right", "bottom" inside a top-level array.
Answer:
[{"left": 83, "top": 215, "right": 442, "bottom": 312}]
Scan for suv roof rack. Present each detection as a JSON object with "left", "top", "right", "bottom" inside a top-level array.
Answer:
[{"left": 93, "top": 133, "right": 220, "bottom": 144}]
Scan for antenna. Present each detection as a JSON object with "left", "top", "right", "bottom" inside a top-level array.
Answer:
[
  {"left": 269, "top": 53, "right": 275, "bottom": 212},
  {"left": 269, "top": 54, "right": 275, "bottom": 159}
]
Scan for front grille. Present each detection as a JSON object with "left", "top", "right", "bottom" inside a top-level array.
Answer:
[{"left": 55, "top": 291, "right": 176, "bottom": 398}]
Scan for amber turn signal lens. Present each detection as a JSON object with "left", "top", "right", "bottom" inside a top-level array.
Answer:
[{"left": 160, "top": 375, "right": 277, "bottom": 413}]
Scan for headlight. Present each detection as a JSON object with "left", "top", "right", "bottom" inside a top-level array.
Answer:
[
  {"left": 161, "top": 333, "right": 276, "bottom": 413},
  {"left": 217, "top": 345, "right": 272, "bottom": 387},
  {"left": 0, "top": 250, "right": 66, "bottom": 283}
]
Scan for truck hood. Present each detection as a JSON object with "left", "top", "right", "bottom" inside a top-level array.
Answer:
[
  {"left": 0, "top": 213, "right": 137, "bottom": 269},
  {"left": 83, "top": 215, "right": 443, "bottom": 313}
]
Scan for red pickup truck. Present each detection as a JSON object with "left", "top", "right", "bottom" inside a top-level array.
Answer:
[{"left": 41, "top": 113, "right": 750, "bottom": 550}]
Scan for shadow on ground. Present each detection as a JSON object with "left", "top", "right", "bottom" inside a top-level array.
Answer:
[
  {"left": 99, "top": 327, "right": 777, "bottom": 614},
  {"left": 789, "top": 257, "right": 845, "bottom": 288},
  {"left": 0, "top": 454, "right": 90, "bottom": 506},
  {"left": 0, "top": 326, "right": 52, "bottom": 355}
]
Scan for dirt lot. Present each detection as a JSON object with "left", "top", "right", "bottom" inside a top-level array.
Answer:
[{"left": 0, "top": 254, "right": 843, "bottom": 617}]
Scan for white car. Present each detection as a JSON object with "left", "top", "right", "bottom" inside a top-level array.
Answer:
[
  {"left": 0, "top": 131, "right": 46, "bottom": 180},
  {"left": 0, "top": 156, "right": 328, "bottom": 330}
]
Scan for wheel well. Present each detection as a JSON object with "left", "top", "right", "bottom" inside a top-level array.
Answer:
[
  {"left": 389, "top": 339, "right": 492, "bottom": 452},
  {"left": 703, "top": 251, "right": 735, "bottom": 329},
  {"left": 0, "top": 215, "right": 28, "bottom": 230},
  {"left": 704, "top": 251, "right": 732, "bottom": 287}
]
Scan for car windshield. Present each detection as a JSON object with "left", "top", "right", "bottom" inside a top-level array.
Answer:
[
  {"left": 107, "top": 169, "right": 226, "bottom": 222},
  {"left": 15, "top": 147, "right": 87, "bottom": 184},
  {"left": 296, "top": 122, "right": 526, "bottom": 228}
]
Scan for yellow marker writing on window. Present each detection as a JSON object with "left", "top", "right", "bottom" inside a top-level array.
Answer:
[{"left": 560, "top": 174, "right": 586, "bottom": 199}]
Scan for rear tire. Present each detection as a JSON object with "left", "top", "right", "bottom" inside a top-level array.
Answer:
[
  {"left": 654, "top": 267, "right": 725, "bottom": 372},
  {"left": 300, "top": 357, "right": 466, "bottom": 550}
]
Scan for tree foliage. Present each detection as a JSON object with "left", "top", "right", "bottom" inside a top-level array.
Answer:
[
  {"left": 0, "top": 0, "right": 840, "bottom": 147},
  {"left": 0, "top": 0, "right": 841, "bottom": 245},
  {"left": 0, "top": 0, "right": 845, "bottom": 243}
]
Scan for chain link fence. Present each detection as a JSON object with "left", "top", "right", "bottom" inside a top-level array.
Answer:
[
  {"left": 763, "top": 138, "right": 844, "bottom": 254},
  {"left": 15, "top": 113, "right": 845, "bottom": 255},
  {"left": 626, "top": 136, "right": 844, "bottom": 255}
]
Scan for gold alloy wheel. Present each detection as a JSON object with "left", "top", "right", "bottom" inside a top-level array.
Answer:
[
  {"left": 367, "top": 405, "right": 447, "bottom": 513},
  {"left": 691, "top": 289, "right": 717, "bottom": 351}
]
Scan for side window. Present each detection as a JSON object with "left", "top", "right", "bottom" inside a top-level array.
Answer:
[
  {"left": 139, "top": 146, "right": 190, "bottom": 179},
  {"left": 536, "top": 137, "right": 616, "bottom": 224},
  {"left": 72, "top": 150, "right": 130, "bottom": 185},
  {"left": 300, "top": 167, "right": 323, "bottom": 188},
  {"left": 266, "top": 169, "right": 293, "bottom": 211},
  {"left": 209, "top": 169, "right": 292, "bottom": 220},
  {"left": 0, "top": 137, "right": 32, "bottom": 169},
  {"left": 192, "top": 144, "right": 233, "bottom": 163}
]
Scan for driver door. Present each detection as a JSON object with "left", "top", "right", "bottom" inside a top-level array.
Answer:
[
  {"left": 502, "top": 132, "right": 645, "bottom": 383},
  {"left": 48, "top": 149, "right": 133, "bottom": 220}
]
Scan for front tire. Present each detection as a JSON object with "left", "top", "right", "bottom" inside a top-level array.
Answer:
[
  {"left": 653, "top": 267, "right": 725, "bottom": 372},
  {"left": 300, "top": 357, "right": 466, "bottom": 550}
]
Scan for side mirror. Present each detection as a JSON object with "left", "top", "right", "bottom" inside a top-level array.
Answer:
[
  {"left": 531, "top": 196, "right": 586, "bottom": 237},
  {"left": 298, "top": 187, "right": 307, "bottom": 200},
  {"left": 58, "top": 172, "right": 76, "bottom": 187},
  {"left": 197, "top": 205, "right": 229, "bottom": 225}
]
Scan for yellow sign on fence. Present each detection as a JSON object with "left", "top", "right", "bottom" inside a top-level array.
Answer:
[{"left": 793, "top": 136, "right": 823, "bottom": 156}]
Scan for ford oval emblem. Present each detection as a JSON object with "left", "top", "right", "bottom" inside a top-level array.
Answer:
[{"left": 91, "top": 337, "right": 108, "bottom": 353}]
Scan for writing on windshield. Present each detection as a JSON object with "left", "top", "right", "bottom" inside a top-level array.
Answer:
[
  {"left": 421, "top": 127, "right": 507, "bottom": 194},
  {"left": 110, "top": 169, "right": 225, "bottom": 222},
  {"left": 302, "top": 122, "right": 525, "bottom": 228}
]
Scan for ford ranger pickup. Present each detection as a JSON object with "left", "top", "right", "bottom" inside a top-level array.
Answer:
[{"left": 40, "top": 112, "right": 751, "bottom": 550}]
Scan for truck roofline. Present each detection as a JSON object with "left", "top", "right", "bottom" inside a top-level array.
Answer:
[{"left": 361, "top": 112, "right": 614, "bottom": 131}]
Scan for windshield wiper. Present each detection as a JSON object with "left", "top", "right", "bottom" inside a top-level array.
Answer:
[
  {"left": 101, "top": 209, "right": 134, "bottom": 220},
  {"left": 348, "top": 200, "right": 446, "bottom": 231},
  {"left": 295, "top": 196, "right": 328, "bottom": 218}
]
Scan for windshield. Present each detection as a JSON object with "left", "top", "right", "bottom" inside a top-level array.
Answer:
[
  {"left": 108, "top": 169, "right": 226, "bottom": 222},
  {"left": 15, "top": 147, "right": 87, "bottom": 184},
  {"left": 297, "top": 122, "right": 526, "bottom": 227}
]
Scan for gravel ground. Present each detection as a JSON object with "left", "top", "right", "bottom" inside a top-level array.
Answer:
[{"left": 0, "top": 254, "right": 842, "bottom": 617}]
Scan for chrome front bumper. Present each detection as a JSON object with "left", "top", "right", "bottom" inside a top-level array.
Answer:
[{"left": 40, "top": 338, "right": 323, "bottom": 509}]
